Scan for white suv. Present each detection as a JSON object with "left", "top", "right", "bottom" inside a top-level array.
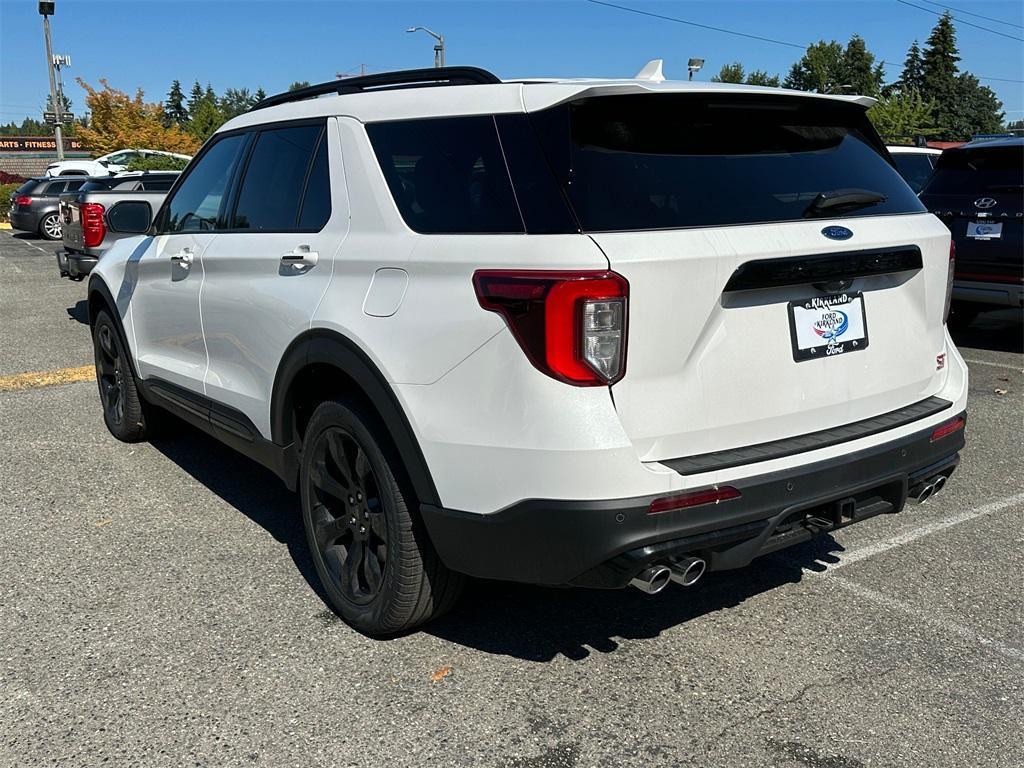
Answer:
[{"left": 86, "top": 66, "right": 968, "bottom": 635}]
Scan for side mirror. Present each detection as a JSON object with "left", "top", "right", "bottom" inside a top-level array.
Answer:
[{"left": 107, "top": 200, "right": 153, "bottom": 234}]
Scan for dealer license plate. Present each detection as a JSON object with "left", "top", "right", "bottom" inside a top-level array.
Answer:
[
  {"left": 788, "top": 292, "right": 869, "bottom": 362},
  {"left": 966, "top": 221, "right": 1002, "bottom": 240}
]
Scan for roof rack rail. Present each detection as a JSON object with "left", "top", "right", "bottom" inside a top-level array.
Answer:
[{"left": 249, "top": 66, "right": 502, "bottom": 112}]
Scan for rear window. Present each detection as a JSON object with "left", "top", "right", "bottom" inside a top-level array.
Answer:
[
  {"left": 890, "top": 153, "right": 936, "bottom": 194},
  {"left": 367, "top": 116, "right": 524, "bottom": 234},
  {"left": 79, "top": 178, "right": 120, "bottom": 192},
  {"left": 920, "top": 146, "right": 1023, "bottom": 196},
  {"left": 534, "top": 94, "right": 925, "bottom": 231}
]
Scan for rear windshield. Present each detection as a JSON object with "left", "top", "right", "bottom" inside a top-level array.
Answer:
[
  {"left": 534, "top": 94, "right": 924, "bottom": 231},
  {"left": 890, "top": 153, "right": 936, "bottom": 194},
  {"left": 79, "top": 178, "right": 120, "bottom": 192},
  {"left": 920, "top": 146, "right": 1023, "bottom": 196}
]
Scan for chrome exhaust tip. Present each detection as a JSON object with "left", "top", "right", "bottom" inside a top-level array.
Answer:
[
  {"left": 668, "top": 556, "right": 707, "bottom": 587},
  {"left": 910, "top": 482, "right": 935, "bottom": 504},
  {"left": 932, "top": 474, "right": 947, "bottom": 493},
  {"left": 630, "top": 565, "right": 672, "bottom": 594}
]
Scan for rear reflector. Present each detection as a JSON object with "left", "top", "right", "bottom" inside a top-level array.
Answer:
[
  {"left": 648, "top": 486, "right": 741, "bottom": 515},
  {"left": 930, "top": 415, "right": 965, "bottom": 442}
]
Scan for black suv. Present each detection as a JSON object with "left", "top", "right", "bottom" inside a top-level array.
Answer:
[
  {"left": 9, "top": 177, "right": 87, "bottom": 240},
  {"left": 920, "top": 137, "right": 1023, "bottom": 327}
]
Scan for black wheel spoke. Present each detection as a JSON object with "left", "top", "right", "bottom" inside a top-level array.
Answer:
[
  {"left": 346, "top": 538, "right": 365, "bottom": 592},
  {"left": 363, "top": 548, "right": 383, "bottom": 593},
  {"left": 310, "top": 457, "right": 350, "bottom": 502},
  {"left": 366, "top": 509, "right": 387, "bottom": 540},
  {"left": 314, "top": 510, "right": 350, "bottom": 548}
]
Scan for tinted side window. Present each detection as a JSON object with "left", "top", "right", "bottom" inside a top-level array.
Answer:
[
  {"left": 297, "top": 133, "right": 331, "bottom": 230},
  {"left": 140, "top": 179, "right": 174, "bottom": 191},
  {"left": 65, "top": 180, "right": 85, "bottom": 191},
  {"left": 43, "top": 181, "right": 67, "bottom": 195},
  {"left": 367, "top": 116, "right": 524, "bottom": 234},
  {"left": 232, "top": 124, "right": 322, "bottom": 231},
  {"left": 163, "top": 133, "right": 247, "bottom": 233},
  {"left": 891, "top": 154, "right": 935, "bottom": 194}
]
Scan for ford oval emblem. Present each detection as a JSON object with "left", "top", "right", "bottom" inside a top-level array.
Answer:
[{"left": 821, "top": 226, "right": 853, "bottom": 241}]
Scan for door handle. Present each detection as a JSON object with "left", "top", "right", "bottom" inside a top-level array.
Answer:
[
  {"left": 281, "top": 244, "right": 318, "bottom": 267},
  {"left": 170, "top": 247, "right": 194, "bottom": 266}
]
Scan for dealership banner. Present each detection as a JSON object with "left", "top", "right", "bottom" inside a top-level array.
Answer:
[{"left": 0, "top": 136, "right": 88, "bottom": 152}]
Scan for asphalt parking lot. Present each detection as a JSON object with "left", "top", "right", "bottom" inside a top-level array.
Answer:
[{"left": 0, "top": 229, "right": 1021, "bottom": 768}]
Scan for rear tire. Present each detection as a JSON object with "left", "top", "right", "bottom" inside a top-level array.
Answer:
[
  {"left": 299, "top": 400, "right": 463, "bottom": 636},
  {"left": 39, "top": 212, "right": 62, "bottom": 241},
  {"left": 92, "top": 310, "right": 148, "bottom": 442}
]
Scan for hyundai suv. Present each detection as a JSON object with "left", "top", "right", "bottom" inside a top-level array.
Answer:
[{"left": 85, "top": 67, "right": 968, "bottom": 635}]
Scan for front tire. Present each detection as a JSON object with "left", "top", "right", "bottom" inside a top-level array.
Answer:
[
  {"left": 299, "top": 400, "right": 463, "bottom": 636},
  {"left": 39, "top": 212, "right": 62, "bottom": 241},
  {"left": 92, "top": 310, "right": 148, "bottom": 442}
]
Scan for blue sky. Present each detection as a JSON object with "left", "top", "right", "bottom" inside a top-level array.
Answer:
[{"left": 1, "top": 0, "right": 1021, "bottom": 124}]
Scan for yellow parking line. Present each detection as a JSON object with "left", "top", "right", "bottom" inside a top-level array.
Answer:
[{"left": 0, "top": 365, "right": 95, "bottom": 392}]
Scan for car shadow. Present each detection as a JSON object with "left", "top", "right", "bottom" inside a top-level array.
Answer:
[
  {"left": 147, "top": 418, "right": 328, "bottom": 606},
  {"left": 11, "top": 231, "right": 43, "bottom": 241},
  {"left": 148, "top": 416, "right": 845, "bottom": 660},
  {"left": 950, "top": 308, "right": 1023, "bottom": 354},
  {"left": 66, "top": 300, "right": 89, "bottom": 325}
]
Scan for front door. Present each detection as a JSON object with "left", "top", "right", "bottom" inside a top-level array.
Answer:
[
  {"left": 129, "top": 132, "right": 250, "bottom": 393},
  {"left": 201, "top": 118, "right": 348, "bottom": 438}
]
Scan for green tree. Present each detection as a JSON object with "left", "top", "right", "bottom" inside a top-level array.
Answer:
[
  {"left": 187, "top": 98, "right": 224, "bottom": 142},
  {"left": 868, "top": 89, "right": 937, "bottom": 140},
  {"left": 746, "top": 70, "right": 780, "bottom": 88},
  {"left": 288, "top": 80, "right": 311, "bottom": 91},
  {"left": 219, "top": 87, "right": 255, "bottom": 120},
  {"left": 946, "top": 74, "right": 1005, "bottom": 138},
  {"left": 842, "top": 35, "right": 884, "bottom": 97},
  {"left": 711, "top": 62, "right": 745, "bottom": 84},
  {"left": 784, "top": 40, "right": 845, "bottom": 93},
  {"left": 254, "top": 87, "right": 267, "bottom": 102},
  {"left": 901, "top": 40, "right": 924, "bottom": 92},
  {"left": 921, "top": 12, "right": 959, "bottom": 119},
  {"left": 187, "top": 80, "right": 205, "bottom": 116},
  {"left": 164, "top": 80, "right": 188, "bottom": 127}
]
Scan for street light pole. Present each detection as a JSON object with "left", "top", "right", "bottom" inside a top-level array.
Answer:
[
  {"left": 40, "top": 2, "right": 64, "bottom": 160},
  {"left": 406, "top": 26, "right": 445, "bottom": 69}
]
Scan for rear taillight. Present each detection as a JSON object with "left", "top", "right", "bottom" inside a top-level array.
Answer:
[
  {"left": 943, "top": 239, "right": 955, "bottom": 323},
  {"left": 81, "top": 203, "right": 106, "bottom": 247},
  {"left": 648, "top": 486, "right": 742, "bottom": 515},
  {"left": 930, "top": 415, "right": 965, "bottom": 442},
  {"left": 14, "top": 195, "right": 32, "bottom": 207},
  {"left": 473, "top": 270, "right": 628, "bottom": 386}
]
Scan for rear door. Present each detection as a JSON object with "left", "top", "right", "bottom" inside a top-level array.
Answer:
[
  {"left": 129, "top": 132, "right": 250, "bottom": 392},
  {"left": 532, "top": 93, "right": 949, "bottom": 461},
  {"left": 200, "top": 118, "right": 347, "bottom": 438}
]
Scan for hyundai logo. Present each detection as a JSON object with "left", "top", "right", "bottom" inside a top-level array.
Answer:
[
  {"left": 821, "top": 226, "right": 853, "bottom": 241},
  {"left": 974, "top": 197, "right": 998, "bottom": 209}
]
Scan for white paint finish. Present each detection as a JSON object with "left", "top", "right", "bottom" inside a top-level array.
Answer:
[
  {"left": 129, "top": 232, "right": 212, "bottom": 393},
  {"left": 602, "top": 213, "right": 961, "bottom": 461},
  {"left": 201, "top": 118, "right": 350, "bottom": 437},
  {"left": 362, "top": 268, "right": 409, "bottom": 317}
]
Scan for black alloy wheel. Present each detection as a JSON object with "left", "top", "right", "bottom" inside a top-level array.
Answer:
[{"left": 307, "top": 426, "right": 389, "bottom": 605}]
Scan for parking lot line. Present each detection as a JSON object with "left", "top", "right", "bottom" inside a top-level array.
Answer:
[
  {"left": 0, "top": 365, "right": 95, "bottom": 392},
  {"left": 830, "top": 576, "right": 1024, "bottom": 663},
  {"left": 805, "top": 491, "right": 1024, "bottom": 575},
  {"left": 962, "top": 357, "right": 1023, "bottom": 371}
]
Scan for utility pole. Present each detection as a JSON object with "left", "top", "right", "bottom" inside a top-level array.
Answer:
[
  {"left": 39, "top": 1, "right": 64, "bottom": 160},
  {"left": 406, "top": 27, "right": 445, "bottom": 68}
]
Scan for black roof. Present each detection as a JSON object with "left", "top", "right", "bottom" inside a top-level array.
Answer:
[{"left": 957, "top": 136, "right": 1024, "bottom": 151}]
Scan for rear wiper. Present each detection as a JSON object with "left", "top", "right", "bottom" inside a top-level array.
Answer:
[{"left": 804, "top": 188, "right": 887, "bottom": 218}]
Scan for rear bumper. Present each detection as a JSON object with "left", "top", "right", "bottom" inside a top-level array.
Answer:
[
  {"left": 421, "top": 413, "right": 966, "bottom": 587},
  {"left": 952, "top": 279, "right": 1024, "bottom": 308},
  {"left": 56, "top": 249, "right": 97, "bottom": 279},
  {"left": 9, "top": 210, "right": 40, "bottom": 232}
]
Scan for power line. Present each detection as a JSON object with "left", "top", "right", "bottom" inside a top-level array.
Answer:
[
  {"left": 913, "top": 0, "right": 1024, "bottom": 30},
  {"left": 895, "top": 0, "right": 1024, "bottom": 42},
  {"left": 585, "top": 0, "right": 806, "bottom": 50}
]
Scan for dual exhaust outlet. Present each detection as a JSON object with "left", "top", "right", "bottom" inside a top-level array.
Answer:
[
  {"left": 630, "top": 556, "right": 706, "bottom": 594},
  {"left": 908, "top": 473, "right": 948, "bottom": 505}
]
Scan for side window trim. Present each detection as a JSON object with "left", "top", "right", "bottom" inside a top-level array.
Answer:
[
  {"left": 294, "top": 126, "right": 327, "bottom": 229},
  {"left": 221, "top": 130, "right": 258, "bottom": 230}
]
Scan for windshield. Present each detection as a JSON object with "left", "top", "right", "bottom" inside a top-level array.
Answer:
[
  {"left": 891, "top": 153, "right": 936, "bottom": 194},
  {"left": 921, "top": 146, "right": 1023, "bottom": 196},
  {"left": 532, "top": 94, "right": 924, "bottom": 231}
]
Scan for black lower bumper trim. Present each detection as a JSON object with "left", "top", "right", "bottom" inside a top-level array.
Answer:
[{"left": 420, "top": 413, "right": 966, "bottom": 587}]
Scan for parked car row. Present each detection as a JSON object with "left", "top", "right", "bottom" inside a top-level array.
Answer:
[{"left": 45, "top": 148, "right": 192, "bottom": 177}]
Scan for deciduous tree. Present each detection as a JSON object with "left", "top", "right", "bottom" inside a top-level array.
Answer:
[{"left": 74, "top": 78, "right": 199, "bottom": 155}]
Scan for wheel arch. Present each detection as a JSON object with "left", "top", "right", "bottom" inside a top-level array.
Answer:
[
  {"left": 86, "top": 276, "right": 140, "bottom": 379},
  {"left": 271, "top": 329, "right": 441, "bottom": 508}
]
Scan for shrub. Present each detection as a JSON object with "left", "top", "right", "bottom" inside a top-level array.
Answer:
[
  {"left": 0, "top": 171, "right": 27, "bottom": 185},
  {"left": 0, "top": 182, "right": 22, "bottom": 222},
  {"left": 124, "top": 154, "right": 190, "bottom": 172}
]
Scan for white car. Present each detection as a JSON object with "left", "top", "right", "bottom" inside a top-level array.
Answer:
[
  {"left": 85, "top": 66, "right": 968, "bottom": 635},
  {"left": 887, "top": 145, "right": 943, "bottom": 194},
  {"left": 45, "top": 148, "right": 192, "bottom": 177}
]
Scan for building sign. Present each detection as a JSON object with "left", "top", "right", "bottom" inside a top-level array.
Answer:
[{"left": 0, "top": 136, "right": 88, "bottom": 152}]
